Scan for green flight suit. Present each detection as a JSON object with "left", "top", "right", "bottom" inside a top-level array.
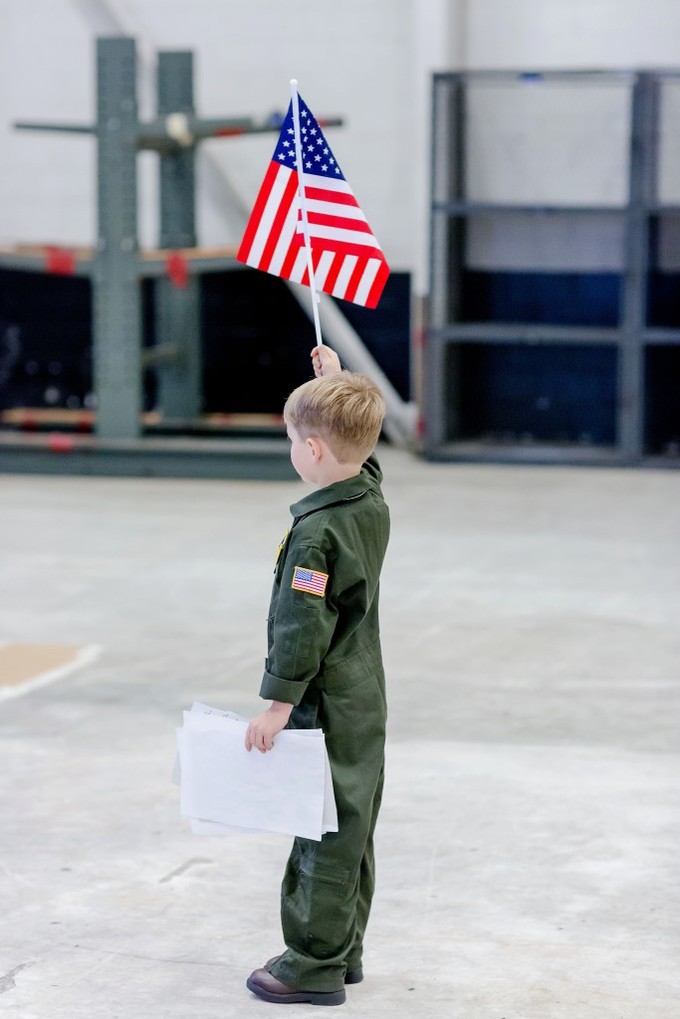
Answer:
[{"left": 260, "top": 455, "right": 390, "bottom": 993}]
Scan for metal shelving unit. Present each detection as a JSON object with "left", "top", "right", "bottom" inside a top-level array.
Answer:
[{"left": 425, "top": 69, "right": 680, "bottom": 466}]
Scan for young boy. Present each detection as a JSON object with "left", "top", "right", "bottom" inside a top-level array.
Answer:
[{"left": 244, "top": 344, "right": 390, "bottom": 1006}]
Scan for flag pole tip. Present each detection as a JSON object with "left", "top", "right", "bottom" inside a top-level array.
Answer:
[{"left": 290, "top": 78, "right": 298, "bottom": 87}]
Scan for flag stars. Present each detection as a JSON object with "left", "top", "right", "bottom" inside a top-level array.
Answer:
[{"left": 276, "top": 101, "right": 344, "bottom": 181}]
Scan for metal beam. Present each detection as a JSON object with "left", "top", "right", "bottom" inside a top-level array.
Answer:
[
  {"left": 620, "top": 72, "right": 659, "bottom": 461},
  {"left": 155, "top": 50, "right": 202, "bottom": 420},
  {"left": 92, "top": 36, "right": 143, "bottom": 440}
]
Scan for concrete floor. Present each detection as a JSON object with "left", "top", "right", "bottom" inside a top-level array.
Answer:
[{"left": 1, "top": 448, "right": 679, "bottom": 1019}]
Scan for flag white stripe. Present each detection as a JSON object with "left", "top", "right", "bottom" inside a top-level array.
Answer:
[
  {"left": 308, "top": 224, "right": 381, "bottom": 249},
  {"left": 332, "top": 255, "right": 358, "bottom": 299},
  {"left": 300, "top": 173, "right": 354, "bottom": 195},
  {"left": 353, "top": 258, "right": 382, "bottom": 306},
  {"left": 289, "top": 247, "right": 308, "bottom": 283},
  {"left": 247, "top": 167, "right": 294, "bottom": 267},
  {"left": 305, "top": 198, "right": 366, "bottom": 221},
  {"left": 268, "top": 197, "right": 300, "bottom": 275},
  {"left": 313, "top": 251, "right": 335, "bottom": 290}
]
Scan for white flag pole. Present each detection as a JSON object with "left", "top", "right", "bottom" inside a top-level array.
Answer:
[{"left": 290, "top": 79, "right": 324, "bottom": 346}]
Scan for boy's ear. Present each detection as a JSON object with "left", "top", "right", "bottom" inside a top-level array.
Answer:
[{"left": 307, "top": 436, "right": 323, "bottom": 460}]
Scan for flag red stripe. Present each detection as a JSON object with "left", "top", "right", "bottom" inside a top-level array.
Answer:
[
  {"left": 322, "top": 253, "right": 344, "bottom": 295},
  {"left": 302, "top": 248, "right": 328, "bottom": 289},
  {"left": 305, "top": 236, "right": 385, "bottom": 261},
  {"left": 258, "top": 171, "right": 300, "bottom": 271},
  {"left": 310, "top": 248, "right": 326, "bottom": 283},
  {"left": 300, "top": 248, "right": 326, "bottom": 289},
  {"left": 304, "top": 185, "right": 359, "bottom": 208},
  {"left": 236, "top": 161, "right": 280, "bottom": 263},
  {"left": 365, "top": 259, "right": 391, "bottom": 309},
  {"left": 342, "top": 258, "right": 369, "bottom": 304},
  {"left": 279, "top": 232, "right": 303, "bottom": 281},
  {"left": 300, "top": 259, "right": 310, "bottom": 287},
  {"left": 307, "top": 212, "right": 373, "bottom": 233}
]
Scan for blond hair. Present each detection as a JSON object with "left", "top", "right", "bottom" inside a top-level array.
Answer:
[{"left": 284, "top": 371, "right": 385, "bottom": 463}]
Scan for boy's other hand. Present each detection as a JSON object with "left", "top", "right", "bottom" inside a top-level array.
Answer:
[
  {"left": 311, "top": 345, "right": 342, "bottom": 378},
  {"left": 245, "top": 701, "right": 294, "bottom": 753}
]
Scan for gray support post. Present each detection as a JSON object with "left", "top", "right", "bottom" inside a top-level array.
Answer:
[
  {"left": 446, "top": 78, "right": 466, "bottom": 444},
  {"left": 155, "top": 50, "right": 202, "bottom": 420},
  {"left": 620, "top": 72, "right": 658, "bottom": 461},
  {"left": 92, "top": 37, "right": 143, "bottom": 439},
  {"left": 425, "top": 75, "right": 465, "bottom": 453},
  {"left": 158, "top": 52, "right": 196, "bottom": 248}
]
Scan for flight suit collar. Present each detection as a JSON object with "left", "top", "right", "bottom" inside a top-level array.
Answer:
[{"left": 290, "top": 471, "right": 370, "bottom": 521}]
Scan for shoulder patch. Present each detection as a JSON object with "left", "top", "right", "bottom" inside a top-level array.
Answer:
[{"left": 291, "top": 565, "right": 329, "bottom": 597}]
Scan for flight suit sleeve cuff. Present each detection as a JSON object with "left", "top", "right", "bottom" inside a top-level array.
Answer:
[{"left": 260, "top": 669, "right": 309, "bottom": 706}]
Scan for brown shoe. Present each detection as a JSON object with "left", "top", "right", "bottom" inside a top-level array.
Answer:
[
  {"left": 246, "top": 968, "right": 346, "bottom": 1006},
  {"left": 265, "top": 956, "right": 363, "bottom": 986}
]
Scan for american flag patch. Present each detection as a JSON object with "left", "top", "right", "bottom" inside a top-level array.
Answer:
[{"left": 291, "top": 565, "right": 329, "bottom": 597}]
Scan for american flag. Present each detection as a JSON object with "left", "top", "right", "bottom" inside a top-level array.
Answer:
[
  {"left": 237, "top": 94, "right": 390, "bottom": 309},
  {"left": 291, "top": 566, "right": 329, "bottom": 597}
]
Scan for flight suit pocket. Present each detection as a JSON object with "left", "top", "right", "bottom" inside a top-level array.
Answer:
[
  {"left": 300, "top": 857, "right": 353, "bottom": 957},
  {"left": 298, "top": 853, "right": 351, "bottom": 887}
]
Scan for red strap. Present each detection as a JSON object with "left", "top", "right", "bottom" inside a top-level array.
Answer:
[
  {"left": 215, "top": 127, "right": 247, "bottom": 137},
  {"left": 45, "top": 246, "right": 76, "bottom": 275},
  {"left": 48, "top": 433, "right": 74, "bottom": 453},
  {"left": 166, "top": 251, "right": 189, "bottom": 289}
]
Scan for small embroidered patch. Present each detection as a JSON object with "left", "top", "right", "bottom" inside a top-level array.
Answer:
[
  {"left": 275, "top": 529, "right": 289, "bottom": 564},
  {"left": 292, "top": 565, "right": 329, "bottom": 597}
]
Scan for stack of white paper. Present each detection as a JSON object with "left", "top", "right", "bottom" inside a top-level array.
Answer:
[{"left": 174, "top": 702, "right": 338, "bottom": 842}]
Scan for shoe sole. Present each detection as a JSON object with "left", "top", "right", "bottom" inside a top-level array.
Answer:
[{"left": 246, "top": 976, "right": 346, "bottom": 1006}]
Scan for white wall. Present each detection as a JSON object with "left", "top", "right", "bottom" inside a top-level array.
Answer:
[
  {"left": 2, "top": 1, "right": 680, "bottom": 295},
  {"left": 463, "top": 0, "right": 680, "bottom": 70}
]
